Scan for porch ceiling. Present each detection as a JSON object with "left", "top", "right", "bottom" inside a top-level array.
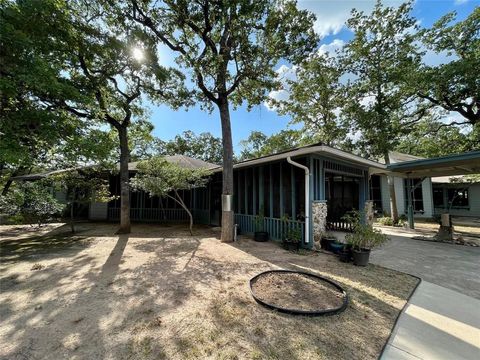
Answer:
[{"left": 385, "top": 151, "right": 480, "bottom": 178}]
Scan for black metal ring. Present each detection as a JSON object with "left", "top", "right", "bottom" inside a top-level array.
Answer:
[{"left": 249, "top": 269, "right": 349, "bottom": 316}]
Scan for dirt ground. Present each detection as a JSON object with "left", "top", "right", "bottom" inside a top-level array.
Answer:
[{"left": 0, "top": 222, "right": 418, "bottom": 360}]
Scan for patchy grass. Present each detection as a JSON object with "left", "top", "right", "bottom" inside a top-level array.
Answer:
[{"left": 0, "top": 223, "right": 418, "bottom": 359}]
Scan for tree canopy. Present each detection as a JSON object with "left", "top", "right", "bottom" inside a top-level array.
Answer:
[
  {"left": 120, "top": 0, "right": 318, "bottom": 241},
  {"left": 418, "top": 8, "right": 480, "bottom": 126},
  {"left": 131, "top": 156, "right": 211, "bottom": 234}
]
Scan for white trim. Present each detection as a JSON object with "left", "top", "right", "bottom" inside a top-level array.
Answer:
[
  {"left": 234, "top": 145, "right": 386, "bottom": 172},
  {"left": 287, "top": 156, "right": 310, "bottom": 244}
]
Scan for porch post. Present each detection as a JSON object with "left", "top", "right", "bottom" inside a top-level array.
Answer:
[
  {"left": 407, "top": 178, "right": 415, "bottom": 229},
  {"left": 279, "top": 162, "right": 284, "bottom": 217},
  {"left": 309, "top": 157, "right": 314, "bottom": 248},
  {"left": 269, "top": 164, "right": 273, "bottom": 218},
  {"left": 252, "top": 167, "right": 257, "bottom": 215},
  {"left": 259, "top": 166, "right": 264, "bottom": 210},
  {"left": 291, "top": 165, "right": 296, "bottom": 220},
  {"left": 244, "top": 169, "right": 248, "bottom": 215}
]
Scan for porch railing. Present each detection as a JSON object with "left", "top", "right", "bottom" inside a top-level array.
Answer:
[
  {"left": 235, "top": 214, "right": 305, "bottom": 243},
  {"left": 108, "top": 208, "right": 198, "bottom": 222},
  {"left": 326, "top": 220, "right": 354, "bottom": 232}
]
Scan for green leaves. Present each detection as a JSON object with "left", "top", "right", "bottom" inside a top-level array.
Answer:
[
  {"left": 341, "top": 0, "right": 422, "bottom": 159},
  {"left": 131, "top": 156, "right": 211, "bottom": 198},
  {"left": 417, "top": 8, "right": 479, "bottom": 125}
]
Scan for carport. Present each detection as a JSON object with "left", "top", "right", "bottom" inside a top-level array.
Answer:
[{"left": 385, "top": 150, "right": 480, "bottom": 229}]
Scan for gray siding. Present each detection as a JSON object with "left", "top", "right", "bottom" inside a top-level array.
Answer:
[
  {"left": 89, "top": 202, "right": 108, "bottom": 220},
  {"left": 434, "top": 183, "right": 480, "bottom": 217}
]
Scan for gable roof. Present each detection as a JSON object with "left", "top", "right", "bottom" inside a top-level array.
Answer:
[
  {"left": 232, "top": 142, "right": 386, "bottom": 172},
  {"left": 127, "top": 155, "right": 219, "bottom": 171},
  {"left": 12, "top": 155, "right": 219, "bottom": 181}
]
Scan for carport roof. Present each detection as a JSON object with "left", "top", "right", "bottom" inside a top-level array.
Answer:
[{"left": 386, "top": 150, "right": 480, "bottom": 177}]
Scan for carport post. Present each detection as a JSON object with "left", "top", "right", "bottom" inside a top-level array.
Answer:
[{"left": 406, "top": 178, "right": 414, "bottom": 229}]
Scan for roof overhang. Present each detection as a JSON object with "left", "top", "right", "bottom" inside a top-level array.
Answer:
[
  {"left": 386, "top": 151, "right": 480, "bottom": 178},
  {"left": 232, "top": 145, "right": 386, "bottom": 173}
]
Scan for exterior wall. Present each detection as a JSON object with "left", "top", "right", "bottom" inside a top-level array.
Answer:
[
  {"left": 434, "top": 183, "right": 480, "bottom": 217},
  {"left": 380, "top": 175, "right": 390, "bottom": 215},
  {"left": 89, "top": 201, "right": 108, "bottom": 220},
  {"left": 421, "top": 178, "right": 434, "bottom": 218},
  {"left": 394, "top": 177, "right": 406, "bottom": 215},
  {"left": 381, "top": 176, "right": 434, "bottom": 218}
]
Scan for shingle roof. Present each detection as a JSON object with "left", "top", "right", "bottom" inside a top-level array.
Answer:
[
  {"left": 12, "top": 155, "right": 219, "bottom": 181},
  {"left": 128, "top": 155, "right": 219, "bottom": 171}
]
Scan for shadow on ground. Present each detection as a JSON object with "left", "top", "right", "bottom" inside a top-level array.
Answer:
[{"left": 0, "top": 222, "right": 418, "bottom": 360}]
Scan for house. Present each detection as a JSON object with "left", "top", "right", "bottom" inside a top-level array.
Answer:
[
  {"left": 371, "top": 152, "right": 480, "bottom": 218},
  {"left": 11, "top": 144, "right": 480, "bottom": 248}
]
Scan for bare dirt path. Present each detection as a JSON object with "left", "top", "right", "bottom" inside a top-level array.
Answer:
[{"left": 0, "top": 223, "right": 417, "bottom": 360}]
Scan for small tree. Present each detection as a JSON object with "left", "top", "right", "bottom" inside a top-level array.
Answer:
[
  {"left": 121, "top": 0, "right": 318, "bottom": 242},
  {"left": 131, "top": 157, "right": 211, "bottom": 235},
  {"left": 53, "top": 170, "right": 114, "bottom": 233},
  {"left": 0, "top": 182, "right": 64, "bottom": 227}
]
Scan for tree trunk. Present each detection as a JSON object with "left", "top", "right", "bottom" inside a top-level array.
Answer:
[
  {"left": 2, "top": 167, "right": 23, "bottom": 195},
  {"left": 117, "top": 126, "right": 131, "bottom": 234},
  {"left": 70, "top": 200, "right": 75, "bottom": 234},
  {"left": 172, "top": 191, "right": 193, "bottom": 236},
  {"left": 384, "top": 153, "right": 399, "bottom": 223},
  {"left": 218, "top": 97, "right": 234, "bottom": 242}
]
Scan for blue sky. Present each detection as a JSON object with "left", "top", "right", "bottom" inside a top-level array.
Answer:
[{"left": 146, "top": 0, "right": 478, "bottom": 152}]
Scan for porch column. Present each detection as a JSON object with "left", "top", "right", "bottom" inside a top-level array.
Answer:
[
  {"left": 252, "top": 167, "right": 257, "bottom": 215},
  {"left": 259, "top": 166, "right": 264, "bottom": 211},
  {"left": 291, "top": 165, "right": 296, "bottom": 220},
  {"left": 407, "top": 178, "right": 415, "bottom": 229},
  {"left": 279, "top": 162, "right": 284, "bottom": 217},
  {"left": 312, "top": 200, "right": 328, "bottom": 250},
  {"left": 269, "top": 164, "right": 273, "bottom": 218},
  {"left": 364, "top": 200, "right": 374, "bottom": 226}
]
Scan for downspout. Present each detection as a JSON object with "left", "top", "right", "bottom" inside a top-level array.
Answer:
[{"left": 287, "top": 157, "right": 310, "bottom": 244}]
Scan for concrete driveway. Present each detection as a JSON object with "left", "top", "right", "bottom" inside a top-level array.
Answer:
[
  {"left": 370, "top": 227, "right": 480, "bottom": 299},
  {"left": 371, "top": 227, "right": 480, "bottom": 360}
]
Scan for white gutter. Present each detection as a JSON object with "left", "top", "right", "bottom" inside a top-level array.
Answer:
[{"left": 287, "top": 156, "right": 310, "bottom": 244}]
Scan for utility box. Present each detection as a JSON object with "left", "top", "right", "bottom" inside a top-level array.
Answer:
[{"left": 441, "top": 213, "right": 451, "bottom": 227}]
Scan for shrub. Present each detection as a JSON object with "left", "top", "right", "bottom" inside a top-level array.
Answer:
[
  {"left": 344, "top": 210, "right": 389, "bottom": 250},
  {"left": 377, "top": 216, "right": 394, "bottom": 226},
  {"left": 0, "top": 183, "right": 64, "bottom": 227}
]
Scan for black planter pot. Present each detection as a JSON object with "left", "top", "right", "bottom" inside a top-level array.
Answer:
[
  {"left": 254, "top": 231, "right": 269, "bottom": 242},
  {"left": 352, "top": 249, "right": 371, "bottom": 266},
  {"left": 329, "top": 242, "right": 344, "bottom": 254},
  {"left": 324, "top": 238, "right": 336, "bottom": 251},
  {"left": 338, "top": 250, "right": 351, "bottom": 263}
]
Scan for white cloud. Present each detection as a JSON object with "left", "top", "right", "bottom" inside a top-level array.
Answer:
[
  {"left": 317, "top": 39, "right": 345, "bottom": 56},
  {"left": 297, "top": 0, "right": 406, "bottom": 37},
  {"left": 454, "top": 0, "right": 469, "bottom": 5}
]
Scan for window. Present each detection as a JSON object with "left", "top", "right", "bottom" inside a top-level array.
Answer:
[
  {"left": 433, "top": 186, "right": 444, "bottom": 208},
  {"left": 447, "top": 188, "right": 469, "bottom": 208},
  {"left": 369, "top": 175, "right": 383, "bottom": 214},
  {"left": 404, "top": 179, "right": 424, "bottom": 213}
]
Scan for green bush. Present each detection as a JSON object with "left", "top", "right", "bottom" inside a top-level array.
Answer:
[
  {"left": 0, "top": 183, "right": 64, "bottom": 226},
  {"left": 344, "top": 210, "right": 389, "bottom": 250},
  {"left": 377, "top": 216, "right": 394, "bottom": 226}
]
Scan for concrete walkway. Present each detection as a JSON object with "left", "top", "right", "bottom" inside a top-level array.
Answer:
[
  {"left": 369, "top": 228, "right": 480, "bottom": 360},
  {"left": 381, "top": 281, "right": 480, "bottom": 360},
  {"left": 371, "top": 228, "right": 480, "bottom": 299}
]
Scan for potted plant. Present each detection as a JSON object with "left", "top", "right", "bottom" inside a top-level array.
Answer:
[
  {"left": 283, "top": 226, "right": 302, "bottom": 251},
  {"left": 321, "top": 234, "right": 337, "bottom": 251},
  {"left": 253, "top": 206, "right": 268, "bottom": 242},
  {"left": 344, "top": 210, "right": 389, "bottom": 266},
  {"left": 329, "top": 240, "right": 344, "bottom": 254},
  {"left": 338, "top": 243, "right": 352, "bottom": 263}
]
